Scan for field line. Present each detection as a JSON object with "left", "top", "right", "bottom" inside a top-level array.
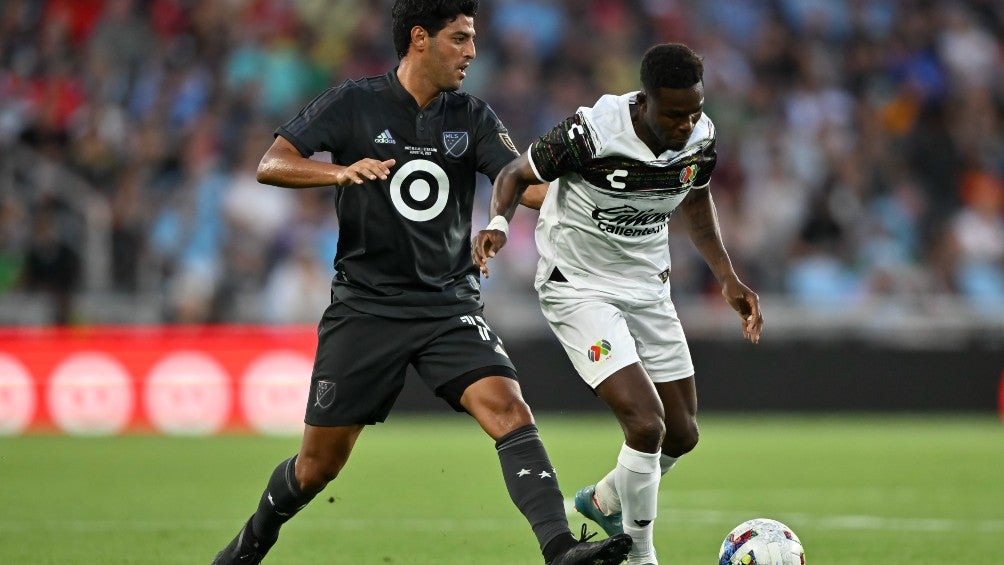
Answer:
[
  {"left": 2, "top": 507, "right": 1002, "bottom": 535},
  {"left": 652, "top": 507, "right": 1004, "bottom": 533}
]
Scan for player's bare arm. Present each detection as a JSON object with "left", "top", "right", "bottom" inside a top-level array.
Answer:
[
  {"left": 472, "top": 152, "right": 539, "bottom": 277},
  {"left": 519, "top": 183, "right": 549, "bottom": 210},
  {"left": 257, "top": 135, "right": 395, "bottom": 188},
  {"left": 678, "top": 186, "right": 764, "bottom": 343}
]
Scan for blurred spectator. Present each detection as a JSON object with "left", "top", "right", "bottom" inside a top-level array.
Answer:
[
  {"left": 262, "top": 231, "right": 333, "bottom": 324},
  {"left": 0, "top": 195, "right": 27, "bottom": 292},
  {"left": 20, "top": 198, "right": 81, "bottom": 324},
  {"left": 0, "top": 0, "right": 1002, "bottom": 326},
  {"left": 948, "top": 170, "right": 1004, "bottom": 311}
]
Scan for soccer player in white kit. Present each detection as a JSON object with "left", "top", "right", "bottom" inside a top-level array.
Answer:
[{"left": 473, "top": 43, "right": 764, "bottom": 564}]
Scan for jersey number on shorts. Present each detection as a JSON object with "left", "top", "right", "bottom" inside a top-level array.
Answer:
[{"left": 460, "top": 315, "right": 493, "bottom": 341}]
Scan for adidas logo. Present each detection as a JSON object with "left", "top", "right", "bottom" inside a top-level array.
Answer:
[{"left": 374, "top": 129, "right": 396, "bottom": 144}]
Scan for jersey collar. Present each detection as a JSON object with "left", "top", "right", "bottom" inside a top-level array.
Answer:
[{"left": 388, "top": 67, "right": 444, "bottom": 113}]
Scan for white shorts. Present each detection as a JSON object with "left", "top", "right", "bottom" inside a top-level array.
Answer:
[{"left": 538, "top": 281, "right": 695, "bottom": 389}]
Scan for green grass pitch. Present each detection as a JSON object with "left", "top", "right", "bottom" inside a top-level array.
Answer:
[{"left": 2, "top": 413, "right": 1002, "bottom": 564}]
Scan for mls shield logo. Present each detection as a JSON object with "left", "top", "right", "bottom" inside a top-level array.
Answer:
[
  {"left": 443, "top": 131, "right": 469, "bottom": 157},
  {"left": 315, "top": 380, "right": 336, "bottom": 409}
]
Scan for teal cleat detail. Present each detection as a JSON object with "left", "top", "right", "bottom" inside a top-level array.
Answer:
[{"left": 573, "top": 485, "right": 623, "bottom": 537}]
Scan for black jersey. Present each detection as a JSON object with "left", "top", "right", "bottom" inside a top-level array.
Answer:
[{"left": 276, "top": 70, "right": 520, "bottom": 319}]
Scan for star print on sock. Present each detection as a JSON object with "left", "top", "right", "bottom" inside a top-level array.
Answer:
[
  {"left": 538, "top": 470, "right": 552, "bottom": 478},
  {"left": 517, "top": 469, "right": 531, "bottom": 477}
]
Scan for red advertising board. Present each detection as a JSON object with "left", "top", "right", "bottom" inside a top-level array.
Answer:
[
  {"left": 0, "top": 326, "right": 317, "bottom": 436},
  {"left": 1000, "top": 370, "right": 1004, "bottom": 423}
]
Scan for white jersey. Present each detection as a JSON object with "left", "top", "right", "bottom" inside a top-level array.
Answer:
[{"left": 527, "top": 92, "right": 717, "bottom": 299}]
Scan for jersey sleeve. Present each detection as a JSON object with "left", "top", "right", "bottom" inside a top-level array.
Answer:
[
  {"left": 691, "top": 137, "right": 718, "bottom": 189},
  {"left": 527, "top": 113, "right": 598, "bottom": 183},
  {"left": 472, "top": 102, "right": 520, "bottom": 183},
  {"left": 274, "top": 83, "right": 353, "bottom": 157}
]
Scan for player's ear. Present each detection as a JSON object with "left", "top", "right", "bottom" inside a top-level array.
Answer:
[
  {"left": 636, "top": 91, "right": 648, "bottom": 111},
  {"left": 410, "top": 26, "right": 428, "bottom": 51}
]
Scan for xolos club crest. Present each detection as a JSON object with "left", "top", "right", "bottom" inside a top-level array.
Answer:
[{"left": 679, "top": 164, "right": 698, "bottom": 187}]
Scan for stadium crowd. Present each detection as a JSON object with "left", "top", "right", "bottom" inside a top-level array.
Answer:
[{"left": 0, "top": 0, "right": 1002, "bottom": 325}]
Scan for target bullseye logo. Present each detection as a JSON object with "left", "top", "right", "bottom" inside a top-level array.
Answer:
[
  {"left": 389, "top": 159, "right": 450, "bottom": 222},
  {"left": 144, "top": 352, "right": 231, "bottom": 435},
  {"left": 47, "top": 352, "right": 134, "bottom": 435},
  {"left": 0, "top": 354, "right": 35, "bottom": 435},
  {"left": 240, "top": 351, "right": 313, "bottom": 436}
]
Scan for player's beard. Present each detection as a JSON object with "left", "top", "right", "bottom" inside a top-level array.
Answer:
[{"left": 443, "top": 64, "right": 465, "bottom": 92}]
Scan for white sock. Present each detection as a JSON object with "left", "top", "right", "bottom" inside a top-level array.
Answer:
[
  {"left": 626, "top": 553, "right": 658, "bottom": 565},
  {"left": 613, "top": 443, "right": 660, "bottom": 560},
  {"left": 595, "top": 452, "right": 679, "bottom": 515}
]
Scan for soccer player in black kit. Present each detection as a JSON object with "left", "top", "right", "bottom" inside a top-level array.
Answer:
[{"left": 211, "top": 2, "right": 632, "bottom": 564}]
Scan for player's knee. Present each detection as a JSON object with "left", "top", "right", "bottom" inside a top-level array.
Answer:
[
  {"left": 624, "top": 415, "right": 666, "bottom": 453},
  {"left": 460, "top": 375, "right": 536, "bottom": 438},
  {"left": 295, "top": 455, "right": 345, "bottom": 494},
  {"left": 663, "top": 420, "right": 699, "bottom": 457},
  {"left": 483, "top": 396, "right": 534, "bottom": 432},
  {"left": 503, "top": 397, "right": 534, "bottom": 423}
]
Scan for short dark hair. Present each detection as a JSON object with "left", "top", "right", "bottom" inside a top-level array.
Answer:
[
  {"left": 640, "top": 43, "right": 704, "bottom": 92},
  {"left": 392, "top": 0, "right": 479, "bottom": 60}
]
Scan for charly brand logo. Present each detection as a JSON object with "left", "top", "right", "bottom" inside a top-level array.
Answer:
[
  {"left": 606, "top": 169, "right": 628, "bottom": 189},
  {"left": 591, "top": 205, "right": 671, "bottom": 237},
  {"left": 442, "top": 131, "right": 469, "bottom": 157}
]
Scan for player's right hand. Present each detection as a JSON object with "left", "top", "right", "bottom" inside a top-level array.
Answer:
[
  {"left": 335, "top": 158, "right": 395, "bottom": 186},
  {"left": 471, "top": 230, "right": 507, "bottom": 278}
]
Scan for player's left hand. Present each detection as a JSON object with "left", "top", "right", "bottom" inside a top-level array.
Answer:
[
  {"left": 722, "top": 277, "right": 763, "bottom": 344},
  {"left": 471, "top": 229, "right": 507, "bottom": 278}
]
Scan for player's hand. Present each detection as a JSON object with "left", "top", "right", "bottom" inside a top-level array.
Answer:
[
  {"left": 722, "top": 277, "right": 763, "bottom": 344},
  {"left": 335, "top": 158, "right": 396, "bottom": 186},
  {"left": 471, "top": 229, "right": 507, "bottom": 278}
]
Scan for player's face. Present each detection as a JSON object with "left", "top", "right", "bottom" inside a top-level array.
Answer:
[
  {"left": 639, "top": 83, "right": 704, "bottom": 153},
  {"left": 428, "top": 16, "right": 476, "bottom": 92}
]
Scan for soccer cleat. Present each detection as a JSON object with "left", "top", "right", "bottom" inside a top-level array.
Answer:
[
  {"left": 211, "top": 518, "right": 274, "bottom": 564},
  {"left": 574, "top": 485, "right": 624, "bottom": 537},
  {"left": 547, "top": 524, "right": 632, "bottom": 565}
]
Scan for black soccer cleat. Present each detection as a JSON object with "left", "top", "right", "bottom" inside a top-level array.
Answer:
[
  {"left": 212, "top": 518, "right": 274, "bottom": 564},
  {"left": 547, "top": 524, "right": 633, "bottom": 565}
]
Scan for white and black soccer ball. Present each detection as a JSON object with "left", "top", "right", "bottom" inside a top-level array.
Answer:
[{"left": 718, "top": 518, "right": 805, "bottom": 565}]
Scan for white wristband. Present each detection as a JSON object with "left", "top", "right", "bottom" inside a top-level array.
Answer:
[{"left": 486, "top": 215, "right": 509, "bottom": 237}]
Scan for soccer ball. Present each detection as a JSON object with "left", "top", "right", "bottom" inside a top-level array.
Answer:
[{"left": 718, "top": 518, "right": 805, "bottom": 565}]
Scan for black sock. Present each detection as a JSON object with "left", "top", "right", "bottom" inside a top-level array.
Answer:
[
  {"left": 249, "top": 455, "right": 317, "bottom": 545},
  {"left": 495, "top": 424, "right": 576, "bottom": 562}
]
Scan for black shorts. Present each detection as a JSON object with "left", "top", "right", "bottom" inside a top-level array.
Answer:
[{"left": 305, "top": 302, "right": 518, "bottom": 426}]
